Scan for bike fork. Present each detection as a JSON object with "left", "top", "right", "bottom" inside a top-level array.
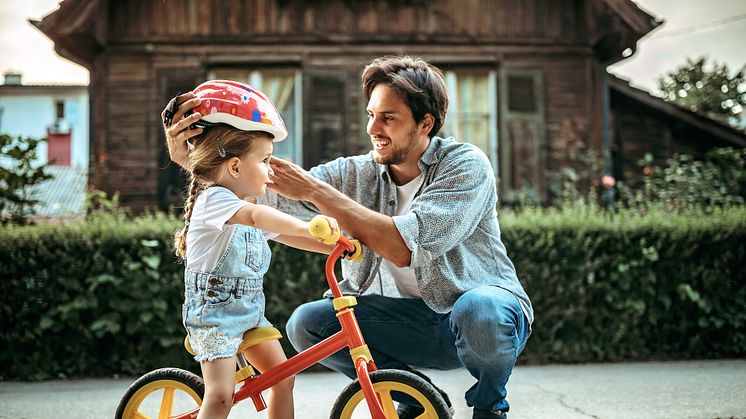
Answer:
[{"left": 356, "top": 358, "right": 388, "bottom": 419}]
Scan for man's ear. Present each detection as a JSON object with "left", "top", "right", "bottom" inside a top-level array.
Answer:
[{"left": 419, "top": 114, "right": 435, "bottom": 136}]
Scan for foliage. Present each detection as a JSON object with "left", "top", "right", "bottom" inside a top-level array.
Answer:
[
  {"left": 1, "top": 207, "right": 745, "bottom": 379},
  {"left": 529, "top": 146, "right": 745, "bottom": 215},
  {"left": 617, "top": 147, "right": 746, "bottom": 213},
  {"left": 499, "top": 206, "right": 746, "bottom": 363},
  {"left": 0, "top": 211, "right": 327, "bottom": 380},
  {"left": 85, "top": 189, "right": 127, "bottom": 217},
  {"left": 0, "top": 134, "right": 52, "bottom": 225},
  {"left": 657, "top": 56, "right": 746, "bottom": 125}
]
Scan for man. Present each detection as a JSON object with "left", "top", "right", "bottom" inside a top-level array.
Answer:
[{"left": 164, "top": 56, "right": 533, "bottom": 419}]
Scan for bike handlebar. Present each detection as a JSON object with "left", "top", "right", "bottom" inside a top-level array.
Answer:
[
  {"left": 308, "top": 216, "right": 341, "bottom": 245},
  {"left": 308, "top": 215, "right": 363, "bottom": 262}
]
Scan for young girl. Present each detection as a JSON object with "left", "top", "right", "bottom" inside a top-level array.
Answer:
[{"left": 171, "top": 80, "right": 337, "bottom": 419}]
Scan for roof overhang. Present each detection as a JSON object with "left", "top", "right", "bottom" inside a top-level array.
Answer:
[
  {"left": 609, "top": 75, "right": 746, "bottom": 148},
  {"left": 594, "top": 0, "right": 662, "bottom": 65},
  {"left": 31, "top": 0, "right": 103, "bottom": 69}
]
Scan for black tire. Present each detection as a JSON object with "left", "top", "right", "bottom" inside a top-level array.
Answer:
[
  {"left": 330, "top": 369, "right": 452, "bottom": 418},
  {"left": 115, "top": 367, "right": 205, "bottom": 419}
]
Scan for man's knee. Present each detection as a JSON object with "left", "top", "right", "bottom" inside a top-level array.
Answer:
[
  {"left": 450, "top": 287, "right": 523, "bottom": 351},
  {"left": 285, "top": 299, "right": 336, "bottom": 352}
]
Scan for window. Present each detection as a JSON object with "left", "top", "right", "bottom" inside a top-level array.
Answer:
[
  {"left": 440, "top": 69, "right": 498, "bottom": 174},
  {"left": 209, "top": 68, "right": 303, "bottom": 165},
  {"left": 55, "top": 100, "right": 65, "bottom": 119}
]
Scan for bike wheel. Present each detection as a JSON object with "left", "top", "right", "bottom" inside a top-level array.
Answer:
[
  {"left": 330, "top": 369, "right": 452, "bottom": 419},
  {"left": 115, "top": 367, "right": 204, "bottom": 419}
]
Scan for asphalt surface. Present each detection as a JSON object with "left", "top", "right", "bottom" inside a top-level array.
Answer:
[{"left": 1, "top": 360, "right": 745, "bottom": 418}]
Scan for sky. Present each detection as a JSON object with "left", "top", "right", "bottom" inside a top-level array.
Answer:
[{"left": 0, "top": 0, "right": 744, "bottom": 95}]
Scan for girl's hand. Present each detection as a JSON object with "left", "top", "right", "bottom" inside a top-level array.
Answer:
[
  {"left": 161, "top": 92, "right": 203, "bottom": 168},
  {"left": 311, "top": 216, "right": 340, "bottom": 243}
]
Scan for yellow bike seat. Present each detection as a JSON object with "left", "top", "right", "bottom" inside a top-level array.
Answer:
[{"left": 184, "top": 326, "right": 282, "bottom": 356}]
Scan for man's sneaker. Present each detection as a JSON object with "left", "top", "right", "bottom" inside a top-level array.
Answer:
[
  {"left": 396, "top": 396, "right": 454, "bottom": 419},
  {"left": 472, "top": 407, "right": 508, "bottom": 419},
  {"left": 395, "top": 370, "right": 454, "bottom": 418}
]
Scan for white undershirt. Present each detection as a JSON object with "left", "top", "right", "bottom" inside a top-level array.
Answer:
[{"left": 379, "top": 173, "right": 425, "bottom": 298}]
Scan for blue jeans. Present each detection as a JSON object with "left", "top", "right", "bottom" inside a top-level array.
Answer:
[{"left": 286, "top": 285, "right": 530, "bottom": 412}]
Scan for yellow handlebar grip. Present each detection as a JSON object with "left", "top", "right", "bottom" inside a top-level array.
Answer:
[
  {"left": 309, "top": 215, "right": 340, "bottom": 245},
  {"left": 345, "top": 239, "right": 364, "bottom": 262}
]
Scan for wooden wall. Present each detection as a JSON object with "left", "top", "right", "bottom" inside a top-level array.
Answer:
[
  {"left": 85, "top": 0, "right": 622, "bottom": 209},
  {"left": 107, "top": 0, "right": 586, "bottom": 44},
  {"left": 611, "top": 92, "right": 739, "bottom": 182}
]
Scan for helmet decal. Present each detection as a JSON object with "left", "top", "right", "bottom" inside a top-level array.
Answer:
[{"left": 191, "top": 80, "right": 288, "bottom": 142}]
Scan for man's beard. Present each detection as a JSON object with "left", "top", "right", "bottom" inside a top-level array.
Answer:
[{"left": 372, "top": 127, "right": 419, "bottom": 165}]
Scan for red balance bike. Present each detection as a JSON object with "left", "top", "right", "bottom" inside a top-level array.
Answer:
[{"left": 116, "top": 216, "right": 451, "bottom": 418}]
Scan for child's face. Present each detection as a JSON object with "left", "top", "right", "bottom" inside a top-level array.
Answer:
[{"left": 233, "top": 137, "right": 274, "bottom": 198}]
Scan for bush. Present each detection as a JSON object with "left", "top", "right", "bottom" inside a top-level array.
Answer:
[
  {"left": 0, "top": 212, "right": 328, "bottom": 380},
  {"left": 500, "top": 206, "right": 746, "bottom": 363},
  {"left": 618, "top": 147, "right": 746, "bottom": 212},
  {"left": 0, "top": 134, "right": 52, "bottom": 224},
  {"left": 1, "top": 207, "right": 744, "bottom": 379}
]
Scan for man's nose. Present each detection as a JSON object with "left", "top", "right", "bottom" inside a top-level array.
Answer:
[{"left": 367, "top": 115, "right": 381, "bottom": 136}]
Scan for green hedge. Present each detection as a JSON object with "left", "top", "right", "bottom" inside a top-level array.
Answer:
[
  {"left": 0, "top": 213, "right": 327, "bottom": 380},
  {"left": 500, "top": 207, "right": 746, "bottom": 363},
  {"left": 1, "top": 208, "right": 744, "bottom": 380}
]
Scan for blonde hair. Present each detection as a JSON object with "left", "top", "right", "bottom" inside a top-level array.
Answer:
[{"left": 173, "top": 125, "right": 272, "bottom": 260}]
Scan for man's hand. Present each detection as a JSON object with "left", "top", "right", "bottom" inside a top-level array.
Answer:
[
  {"left": 268, "top": 157, "right": 320, "bottom": 201},
  {"left": 161, "top": 92, "right": 203, "bottom": 168},
  {"left": 270, "top": 157, "right": 412, "bottom": 267}
]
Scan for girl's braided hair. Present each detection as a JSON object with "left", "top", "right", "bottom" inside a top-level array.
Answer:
[{"left": 173, "top": 125, "right": 272, "bottom": 260}]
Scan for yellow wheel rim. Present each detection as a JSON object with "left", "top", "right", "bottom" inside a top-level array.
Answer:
[
  {"left": 339, "top": 381, "right": 438, "bottom": 418},
  {"left": 121, "top": 379, "right": 202, "bottom": 419}
]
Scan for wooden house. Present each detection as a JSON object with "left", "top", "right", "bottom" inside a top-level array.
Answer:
[{"left": 34, "top": 0, "right": 746, "bottom": 210}]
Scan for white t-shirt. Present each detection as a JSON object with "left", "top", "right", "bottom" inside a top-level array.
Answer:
[
  {"left": 185, "top": 187, "right": 277, "bottom": 272},
  {"left": 379, "top": 173, "right": 425, "bottom": 298}
]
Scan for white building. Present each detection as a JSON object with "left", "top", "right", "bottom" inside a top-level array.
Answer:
[
  {"left": 0, "top": 72, "right": 89, "bottom": 218},
  {"left": 0, "top": 72, "right": 89, "bottom": 167}
]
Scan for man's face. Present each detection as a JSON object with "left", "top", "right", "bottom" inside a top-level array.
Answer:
[{"left": 366, "top": 84, "right": 422, "bottom": 166}]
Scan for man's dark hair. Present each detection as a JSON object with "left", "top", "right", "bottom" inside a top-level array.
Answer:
[{"left": 362, "top": 56, "right": 449, "bottom": 138}]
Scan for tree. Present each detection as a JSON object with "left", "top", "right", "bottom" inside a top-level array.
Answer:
[
  {"left": 657, "top": 56, "right": 745, "bottom": 126},
  {"left": 0, "top": 134, "right": 53, "bottom": 224}
]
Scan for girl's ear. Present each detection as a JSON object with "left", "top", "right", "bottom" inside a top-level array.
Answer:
[{"left": 228, "top": 156, "right": 241, "bottom": 179}]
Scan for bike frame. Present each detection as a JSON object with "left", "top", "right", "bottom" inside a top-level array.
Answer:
[{"left": 175, "top": 235, "right": 388, "bottom": 419}]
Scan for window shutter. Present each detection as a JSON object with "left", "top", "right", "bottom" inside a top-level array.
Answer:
[
  {"left": 157, "top": 69, "right": 205, "bottom": 211},
  {"left": 499, "top": 69, "right": 546, "bottom": 201},
  {"left": 303, "top": 70, "right": 347, "bottom": 168},
  {"left": 507, "top": 74, "right": 538, "bottom": 113}
]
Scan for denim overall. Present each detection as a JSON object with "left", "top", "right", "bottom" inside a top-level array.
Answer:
[{"left": 182, "top": 224, "right": 272, "bottom": 362}]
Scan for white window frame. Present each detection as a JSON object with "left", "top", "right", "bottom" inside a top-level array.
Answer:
[
  {"left": 443, "top": 69, "right": 499, "bottom": 174},
  {"left": 208, "top": 68, "right": 303, "bottom": 166}
]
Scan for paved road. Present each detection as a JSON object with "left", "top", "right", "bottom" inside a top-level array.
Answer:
[{"left": 1, "top": 360, "right": 745, "bottom": 418}]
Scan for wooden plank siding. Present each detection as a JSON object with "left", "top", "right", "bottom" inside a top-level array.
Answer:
[
  {"left": 71, "top": 0, "right": 657, "bottom": 209},
  {"left": 107, "top": 0, "right": 587, "bottom": 43}
]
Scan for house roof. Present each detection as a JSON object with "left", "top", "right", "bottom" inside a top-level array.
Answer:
[
  {"left": 29, "top": 165, "right": 88, "bottom": 217},
  {"left": 31, "top": 0, "right": 102, "bottom": 68},
  {"left": 0, "top": 84, "right": 88, "bottom": 94},
  {"left": 35, "top": 0, "right": 660, "bottom": 69},
  {"left": 602, "top": 0, "right": 659, "bottom": 35},
  {"left": 608, "top": 74, "right": 746, "bottom": 148}
]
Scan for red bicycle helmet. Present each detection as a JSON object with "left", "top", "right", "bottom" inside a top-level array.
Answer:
[{"left": 190, "top": 80, "right": 288, "bottom": 142}]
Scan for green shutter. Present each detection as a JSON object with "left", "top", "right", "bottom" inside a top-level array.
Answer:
[
  {"left": 499, "top": 68, "right": 546, "bottom": 201},
  {"left": 303, "top": 70, "right": 347, "bottom": 167}
]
